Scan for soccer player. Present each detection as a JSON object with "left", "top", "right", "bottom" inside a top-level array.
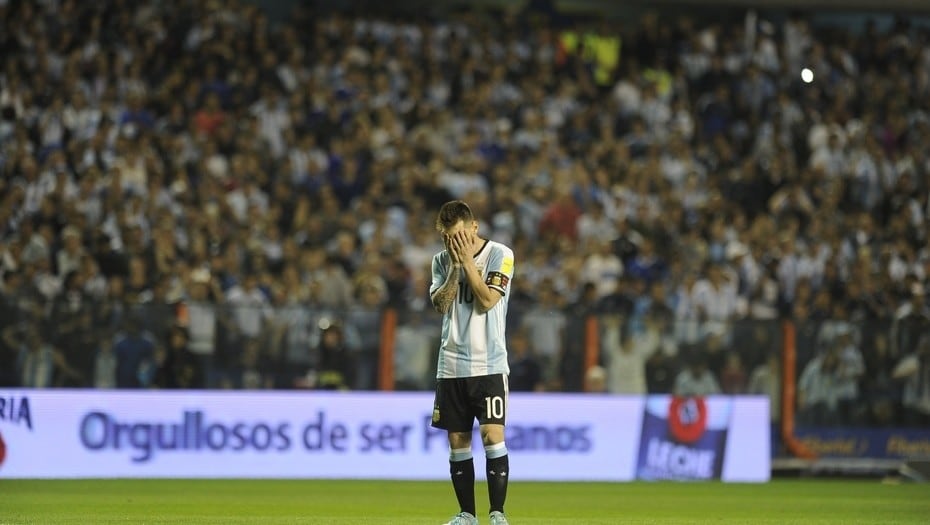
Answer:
[{"left": 430, "top": 200, "right": 515, "bottom": 525}]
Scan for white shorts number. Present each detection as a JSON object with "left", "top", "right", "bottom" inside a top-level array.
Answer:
[{"left": 484, "top": 396, "right": 505, "bottom": 419}]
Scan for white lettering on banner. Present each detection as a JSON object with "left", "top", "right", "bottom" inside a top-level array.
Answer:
[
  {"left": 645, "top": 438, "right": 714, "bottom": 479},
  {"left": 0, "top": 391, "right": 770, "bottom": 481}
]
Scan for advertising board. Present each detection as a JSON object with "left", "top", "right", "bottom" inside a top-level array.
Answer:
[{"left": 0, "top": 391, "right": 769, "bottom": 481}]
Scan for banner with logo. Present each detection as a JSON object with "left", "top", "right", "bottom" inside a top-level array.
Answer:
[
  {"left": 636, "top": 396, "right": 733, "bottom": 481},
  {"left": 0, "top": 390, "right": 769, "bottom": 481},
  {"left": 793, "top": 428, "right": 930, "bottom": 459}
]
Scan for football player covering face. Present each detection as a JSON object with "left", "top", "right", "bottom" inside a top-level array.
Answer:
[
  {"left": 429, "top": 200, "right": 514, "bottom": 525},
  {"left": 442, "top": 219, "right": 479, "bottom": 264}
]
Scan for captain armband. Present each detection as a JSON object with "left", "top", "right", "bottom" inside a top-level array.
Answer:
[{"left": 485, "top": 271, "right": 510, "bottom": 293}]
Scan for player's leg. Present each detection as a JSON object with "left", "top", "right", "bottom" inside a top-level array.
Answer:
[
  {"left": 473, "top": 374, "right": 510, "bottom": 523},
  {"left": 447, "top": 430, "right": 477, "bottom": 522},
  {"left": 480, "top": 424, "right": 509, "bottom": 524},
  {"left": 433, "top": 379, "right": 478, "bottom": 524}
]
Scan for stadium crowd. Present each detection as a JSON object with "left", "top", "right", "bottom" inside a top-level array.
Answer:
[{"left": 1, "top": 0, "right": 929, "bottom": 427}]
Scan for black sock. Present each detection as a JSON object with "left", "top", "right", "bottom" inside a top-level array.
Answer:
[
  {"left": 486, "top": 454, "right": 509, "bottom": 514},
  {"left": 450, "top": 458, "right": 476, "bottom": 516}
]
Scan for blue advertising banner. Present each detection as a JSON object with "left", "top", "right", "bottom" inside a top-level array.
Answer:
[{"left": 794, "top": 428, "right": 930, "bottom": 459}]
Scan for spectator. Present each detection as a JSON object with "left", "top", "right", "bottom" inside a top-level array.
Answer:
[
  {"left": 13, "top": 328, "right": 53, "bottom": 387},
  {"left": 194, "top": 93, "right": 226, "bottom": 137},
  {"left": 225, "top": 337, "right": 271, "bottom": 390},
  {"left": 719, "top": 352, "right": 748, "bottom": 394},
  {"left": 0, "top": 275, "right": 23, "bottom": 386},
  {"left": 346, "top": 276, "right": 388, "bottom": 390},
  {"left": 581, "top": 239, "right": 623, "bottom": 299},
  {"left": 691, "top": 263, "right": 739, "bottom": 340},
  {"left": 558, "top": 281, "right": 601, "bottom": 392},
  {"left": 798, "top": 347, "right": 843, "bottom": 426},
  {"left": 538, "top": 188, "right": 581, "bottom": 242},
  {"left": 645, "top": 347, "right": 679, "bottom": 394},
  {"left": 577, "top": 201, "right": 616, "bottom": 245},
  {"left": 890, "top": 282, "right": 930, "bottom": 359},
  {"left": 626, "top": 238, "right": 667, "bottom": 286},
  {"left": 393, "top": 310, "right": 435, "bottom": 390},
  {"left": 832, "top": 327, "right": 866, "bottom": 424},
  {"left": 508, "top": 331, "right": 544, "bottom": 392},
  {"left": 183, "top": 268, "right": 220, "bottom": 384},
  {"left": 154, "top": 325, "right": 204, "bottom": 389},
  {"left": 49, "top": 271, "right": 95, "bottom": 386},
  {"left": 603, "top": 316, "right": 650, "bottom": 394},
  {"left": 265, "top": 280, "right": 312, "bottom": 371},
  {"left": 225, "top": 272, "right": 272, "bottom": 341},
  {"left": 673, "top": 355, "right": 722, "bottom": 397},
  {"left": 521, "top": 279, "right": 567, "bottom": 384},
  {"left": 94, "top": 339, "right": 118, "bottom": 389},
  {"left": 113, "top": 317, "right": 157, "bottom": 389},
  {"left": 313, "top": 321, "right": 353, "bottom": 391},
  {"left": 56, "top": 226, "right": 85, "bottom": 278},
  {"left": 748, "top": 352, "right": 781, "bottom": 422},
  {"left": 892, "top": 335, "right": 930, "bottom": 427}
]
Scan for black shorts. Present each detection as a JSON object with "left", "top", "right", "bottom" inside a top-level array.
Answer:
[{"left": 431, "top": 374, "right": 509, "bottom": 432}]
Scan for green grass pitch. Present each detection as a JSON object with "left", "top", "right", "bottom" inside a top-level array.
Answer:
[{"left": 2, "top": 479, "right": 929, "bottom": 524}]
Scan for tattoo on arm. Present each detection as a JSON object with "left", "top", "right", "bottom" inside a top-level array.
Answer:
[{"left": 431, "top": 265, "right": 461, "bottom": 314}]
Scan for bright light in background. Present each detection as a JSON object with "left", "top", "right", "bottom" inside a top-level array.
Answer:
[{"left": 801, "top": 68, "right": 814, "bottom": 84}]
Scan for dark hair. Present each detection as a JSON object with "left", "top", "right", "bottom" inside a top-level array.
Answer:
[{"left": 435, "top": 200, "right": 474, "bottom": 231}]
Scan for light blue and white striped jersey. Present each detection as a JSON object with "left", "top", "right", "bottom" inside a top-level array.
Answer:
[{"left": 430, "top": 239, "right": 514, "bottom": 378}]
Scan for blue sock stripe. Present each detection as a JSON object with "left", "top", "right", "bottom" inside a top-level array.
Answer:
[
  {"left": 449, "top": 447, "right": 473, "bottom": 462},
  {"left": 484, "top": 441, "right": 508, "bottom": 459}
]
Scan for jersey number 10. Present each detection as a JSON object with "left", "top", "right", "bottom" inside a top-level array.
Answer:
[{"left": 458, "top": 282, "right": 474, "bottom": 304}]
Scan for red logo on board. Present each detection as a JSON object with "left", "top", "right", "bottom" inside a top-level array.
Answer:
[
  {"left": 0, "top": 431, "right": 6, "bottom": 467},
  {"left": 668, "top": 397, "right": 708, "bottom": 444}
]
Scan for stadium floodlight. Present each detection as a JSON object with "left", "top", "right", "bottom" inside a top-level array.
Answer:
[{"left": 801, "top": 68, "right": 814, "bottom": 84}]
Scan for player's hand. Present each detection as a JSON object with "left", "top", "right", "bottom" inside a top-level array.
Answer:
[
  {"left": 448, "top": 232, "right": 463, "bottom": 263},
  {"left": 453, "top": 230, "right": 479, "bottom": 261},
  {"left": 444, "top": 234, "right": 462, "bottom": 265}
]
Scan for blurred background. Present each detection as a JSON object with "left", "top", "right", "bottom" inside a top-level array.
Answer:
[{"left": 1, "top": 0, "right": 930, "bottom": 474}]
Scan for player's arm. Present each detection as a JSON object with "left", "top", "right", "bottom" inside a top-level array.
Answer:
[
  {"left": 430, "top": 255, "right": 461, "bottom": 315},
  {"left": 460, "top": 258, "right": 501, "bottom": 314},
  {"left": 454, "top": 233, "right": 513, "bottom": 314}
]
